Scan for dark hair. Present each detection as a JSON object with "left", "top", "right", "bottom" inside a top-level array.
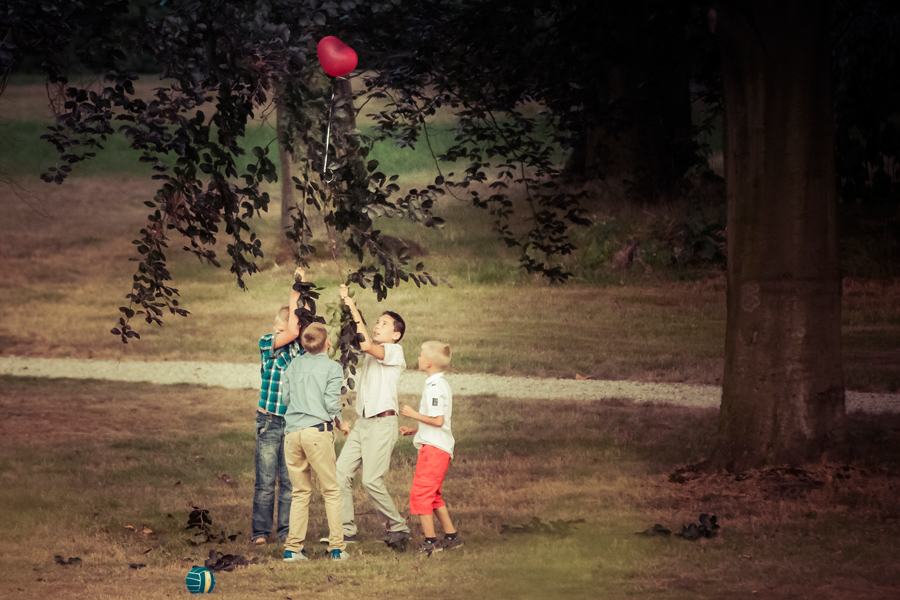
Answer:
[{"left": 382, "top": 311, "right": 405, "bottom": 341}]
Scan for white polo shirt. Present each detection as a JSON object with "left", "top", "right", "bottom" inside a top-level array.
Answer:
[
  {"left": 355, "top": 343, "right": 406, "bottom": 418},
  {"left": 413, "top": 372, "right": 454, "bottom": 458}
]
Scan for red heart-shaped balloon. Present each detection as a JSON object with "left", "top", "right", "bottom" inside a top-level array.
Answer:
[{"left": 317, "top": 36, "right": 358, "bottom": 77}]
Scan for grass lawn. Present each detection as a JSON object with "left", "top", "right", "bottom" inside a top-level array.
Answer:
[
  {"left": 1, "top": 173, "right": 898, "bottom": 391},
  {"left": 2, "top": 80, "right": 897, "bottom": 392},
  {"left": 2, "top": 78, "right": 900, "bottom": 600},
  {"left": 2, "top": 376, "right": 900, "bottom": 599}
]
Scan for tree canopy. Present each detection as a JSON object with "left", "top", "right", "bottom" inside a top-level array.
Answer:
[{"left": 3, "top": 0, "right": 900, "bottom": 469}]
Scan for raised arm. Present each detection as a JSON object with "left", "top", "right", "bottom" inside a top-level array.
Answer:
[
  {"left": 274, "top": 267, "right": 306, "bottom": 349},
  {"left": 340, "top": 284, "right": 386, "bottom": 360}
]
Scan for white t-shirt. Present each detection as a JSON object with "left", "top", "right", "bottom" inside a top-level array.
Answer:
[
  {"left": 355, "top": 343, "right": 406, "bottom": 418},
  {"left": 413, "top": 373, "right": 454, "bottom": 458}
]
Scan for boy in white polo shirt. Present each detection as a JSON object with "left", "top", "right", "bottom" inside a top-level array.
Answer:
[
  {"left": 334, "top": 284, "right": 412, "bottom": 548},
  {"left": 399, "top": 341, "right": 462, "bottom": 555}
]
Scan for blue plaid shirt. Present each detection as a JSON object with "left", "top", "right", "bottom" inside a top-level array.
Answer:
[{"left": 258, "top": 333, "right": 303, "bottom": 415}]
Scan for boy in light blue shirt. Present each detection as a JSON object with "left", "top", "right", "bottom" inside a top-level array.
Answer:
[{"left": 280, "top": 323, "right": 352, "bottom": 561}]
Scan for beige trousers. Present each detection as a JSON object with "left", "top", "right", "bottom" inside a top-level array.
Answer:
[{"left": 283, "top": 427, "right": 345, "bottom": 553}]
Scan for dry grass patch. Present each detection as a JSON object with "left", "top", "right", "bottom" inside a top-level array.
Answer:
[
  {"left": 2, "top": 377, "right": 899, "bottom": 599},
  {"left": 2, "top": 172, "right": 899, "bottom": 391}
]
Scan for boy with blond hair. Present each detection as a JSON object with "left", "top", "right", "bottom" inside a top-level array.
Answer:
[
  {"left": 400, "top": 341, "right": 462, "bottom": 554},
  {"left": 251, "top": 267, "right": 306, "bottom": 545},
  {"left": 280, "top": 322, "right": 352, "bottom": 562}
]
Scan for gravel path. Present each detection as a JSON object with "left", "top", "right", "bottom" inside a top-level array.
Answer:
[{"left": 1, "top": 356, "right": 898, "bottom": 414}]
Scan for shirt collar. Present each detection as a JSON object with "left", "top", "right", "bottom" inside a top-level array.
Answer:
[{"left": 425, "top": 372, "right": 445, "bottom": 385}]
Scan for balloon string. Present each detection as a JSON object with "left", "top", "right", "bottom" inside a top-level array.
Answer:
[{"left": 322, "top": 87, "right": 336, "bottom": 177}]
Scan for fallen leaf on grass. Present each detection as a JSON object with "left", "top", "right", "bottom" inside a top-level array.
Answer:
[
  {"left": 186, "top": 507, "right": 212, "bottom": 529},
  {"left": 129, "top": 563, "right": 146, "bottom": 569},
  {"left": 678, "top": 513, "right": 720, "bottom": 541},
  {"left": 218, "top": 474, "right": 234, "bottom": 485},
  {"left": 54, "top": 556, "right": 82, "bottom": 566},
  {"left": 204, "top": 549, "right": 257, "bottom": 572}
]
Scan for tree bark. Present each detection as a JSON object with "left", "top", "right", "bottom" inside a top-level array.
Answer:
[{"left": 706, "top": 0, "right": 847, "bottom": 472}]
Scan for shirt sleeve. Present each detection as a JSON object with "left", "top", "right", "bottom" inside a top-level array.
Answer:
[
  {"left": 282, "top": 363, "right": 292, "bottom": 406},
  {"left": 424, "top": 382, "right": 448, "bottom": 417},
  {"left": 324, "top": 361, "right": 343, "bottom": 418},
  {"left": 379, "top": 343, "right": 406, "bottom": 367},
  {"left": 259, "top": 334, "right": 275, "bottom": 361}
]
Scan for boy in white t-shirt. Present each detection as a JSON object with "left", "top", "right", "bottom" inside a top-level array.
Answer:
[
  {"left": 334, "top": 284, "right": 412, "bottom": 548},
  {"left": 400, "top": 341, "right": 462, "bottom": 555}
]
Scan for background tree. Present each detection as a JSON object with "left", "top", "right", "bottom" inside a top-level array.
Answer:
[
  {"left": 4, "top": 0, "right": 899, "bottom": 470},
  {"left": 705, "top": 0, "right": 846, "bottom": 471},
  {"left": 832, "top": 0, "right": 900, "bottom": 279}
]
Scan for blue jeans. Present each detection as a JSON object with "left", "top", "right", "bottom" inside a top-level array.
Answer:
[{"left": 251, "top": 412, "right": 292, "bottom": 542}]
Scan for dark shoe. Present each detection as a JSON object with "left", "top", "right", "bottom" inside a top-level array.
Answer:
[
  {"left": 417, "top": 540, "right": 436, "bottom": 555},
  {"left": 383, "top": 530, "right": 410, "bottom": 551},
  {"left": 435, "top": 536, "right": 463, "bottom": 551}
]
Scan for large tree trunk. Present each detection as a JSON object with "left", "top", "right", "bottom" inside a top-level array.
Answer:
[{"left": 706, "top": 0, "right": 847, "bottom": 472}]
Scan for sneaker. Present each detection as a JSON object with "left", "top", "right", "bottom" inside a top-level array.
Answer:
[
  {"left": 435, "top": 536, "right": 463, "bottom": 551},
  {"left": 251, "top": 537, "right": 267, "bottom": 545},
  {"left": 383, "top": 530, "right": 410, "bottom": 551},
  {"left": 330, "top": 549, "right": 349, "bottom": 561},
  {"left": 319, "top": 535, "right": 356, "bottom": 544},
  {"left": 416, "top": 540, "right": 436, "bottom": 555},
  {"left": 283, "top": 549, "right": 308, "bottom": 562}
]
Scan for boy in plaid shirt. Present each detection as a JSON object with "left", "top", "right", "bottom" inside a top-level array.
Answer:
[{"left": 251, "top": 267, "right": 307, "bottom": 545}]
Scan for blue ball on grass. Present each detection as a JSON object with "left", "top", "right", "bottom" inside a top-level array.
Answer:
[{"left": 185, "top": 566, "right": 215, "bottom": 594}]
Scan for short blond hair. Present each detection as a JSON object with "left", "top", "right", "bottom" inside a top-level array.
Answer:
[
  {"left": 422, "top": 341, "right": 451, "bottom": 370},
  {"left": 301, "top": 322, "right": 329, "bottom": 354},
  {"left": 275, "top": 306, "right": 290, "bottom": 326}
]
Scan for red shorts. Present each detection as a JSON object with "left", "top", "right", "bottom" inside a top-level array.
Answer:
[{"left": 409, "top": 445, "right": 451, "bottom": 515}]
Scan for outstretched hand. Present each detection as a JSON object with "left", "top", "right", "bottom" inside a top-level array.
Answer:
[{"left": 339, "top": 284, "right": 354, "bottom": 306}]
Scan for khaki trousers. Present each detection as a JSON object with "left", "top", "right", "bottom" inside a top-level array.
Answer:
[
  {"left": 336, "top": 415, "right": 410, "bottom": 537},
  {"left": 283, "top": 427, "right": 344, "bottom": 553}
]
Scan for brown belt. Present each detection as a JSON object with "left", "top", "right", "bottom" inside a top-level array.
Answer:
[{"left": 370, "top": 410, "right": 396, "bottom": 418}]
